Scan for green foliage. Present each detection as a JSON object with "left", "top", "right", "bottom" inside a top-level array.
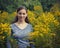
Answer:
[
  {"left": 39, "top": 0, "right": 56, "bottom": 11},
  {"left": 0, "top": 0, "right": 25, "bottom": 13},
  {"left": 0, "top": 0, "right": 43, "bottom": 13},
  {"left": 0, "top": 0, "right": 59, "bottom": 12}
]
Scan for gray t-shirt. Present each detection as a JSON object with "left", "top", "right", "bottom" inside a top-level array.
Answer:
[{"left": 7, "top": 23, "right": 33, "bottom": 48}]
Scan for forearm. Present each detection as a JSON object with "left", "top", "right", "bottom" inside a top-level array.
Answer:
[{"left": 6, "top": 39, "right": 12, "bottom": 48}]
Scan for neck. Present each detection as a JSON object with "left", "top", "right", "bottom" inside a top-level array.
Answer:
[{"left": 17, "top": 20, "right": 26, "bottom": 24}]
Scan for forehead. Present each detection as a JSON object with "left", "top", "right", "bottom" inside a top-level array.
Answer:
[{"left": 18, "top": 9, "right": 27, "bottom": 13}]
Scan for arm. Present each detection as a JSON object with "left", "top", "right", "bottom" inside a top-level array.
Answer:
[
  {"left": 6, "top": 29, "right": 13, "bottom": 48},
  {"left": 29, "top": 24, "right": 35, "bottom": 48},
  {"left": 6, "top": 38, "right": 12, "bottom": 48}
]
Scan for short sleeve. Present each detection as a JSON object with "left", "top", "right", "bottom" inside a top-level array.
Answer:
[{"left": 30, "top": 24, "right": 33, "bottom": 32}]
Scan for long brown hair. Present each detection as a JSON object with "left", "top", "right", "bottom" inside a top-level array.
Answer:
[{"left": 12, "top": 6, "right": 29, "bottom": 24}]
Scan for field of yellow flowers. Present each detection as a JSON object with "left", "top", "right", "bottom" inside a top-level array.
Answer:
[{"left": 0, "top": 5, "right": 60, "bottom": 48}]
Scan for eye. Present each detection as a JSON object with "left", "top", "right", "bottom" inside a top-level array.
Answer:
[
  {"left": 23, "top": 13, "right": 25, "bottom": 15},
  {"left": 19, "top": 13, "right": 21, "bottom": 15}
]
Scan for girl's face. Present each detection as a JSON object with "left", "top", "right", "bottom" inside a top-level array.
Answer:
[{"left": 17, "top": 9, "right": 27, "bottom": 21}]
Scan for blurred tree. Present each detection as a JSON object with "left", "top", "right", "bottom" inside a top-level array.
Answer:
[
  {"left": 0, "top": 0, "right": 58, "bottom": 12},
  {"left": 0, "top": 0, "right": 25, "bottom": 13},
  {"left": 39, "top": 0, "right": 56, "bottom": 12},
  {"left": 0, "top": 0, "right": 43, "bottom": 13}
]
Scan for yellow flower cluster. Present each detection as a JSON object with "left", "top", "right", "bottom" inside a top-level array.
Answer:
[
  {"left": 28, "top": 10, "right": 36, "bottom": 25},
  {"left": 0, "top": 11, "right": 8, "bottom": 23},
  {"left": 34, "top": 6, "right": 42, "bottom": 10},
  {"left": 0, "top": 11, "right": 16, "bottom": 23},
  {"left": 0, "top": 23, "right": 11, "bottom": 40},
  {"left": 28, "top": 10, "right": 60, "bottom": 41}
]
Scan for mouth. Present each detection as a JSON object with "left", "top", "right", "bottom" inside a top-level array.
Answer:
[{"left": 18, "top": 16, "right": 23, "bottom": 18}]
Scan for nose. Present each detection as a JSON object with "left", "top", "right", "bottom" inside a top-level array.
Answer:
[{"left": 20, "top": 14, "right": 24, "bottom": 17}]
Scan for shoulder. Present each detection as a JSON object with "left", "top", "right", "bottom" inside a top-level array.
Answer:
[
  {"left": 28, "top": 23, "right": 33, "bottom": 28},
  {"left": 28, "top": 23, "right": 33, "bottom": 31},
  {"left": 28, "top": 24, "right": 33, "bottom": 32},
  {"left": 10, "top": 23, "right": 15, "bottom": 28}
]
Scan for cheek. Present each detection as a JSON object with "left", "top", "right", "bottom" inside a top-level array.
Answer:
[{"left": 17, "top": 15, "right": 27, "bottom": 19}]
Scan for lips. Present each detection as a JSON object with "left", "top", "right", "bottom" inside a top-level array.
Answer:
[{"left": 20, "top": 16, "right": 23, "bottom": 18}]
